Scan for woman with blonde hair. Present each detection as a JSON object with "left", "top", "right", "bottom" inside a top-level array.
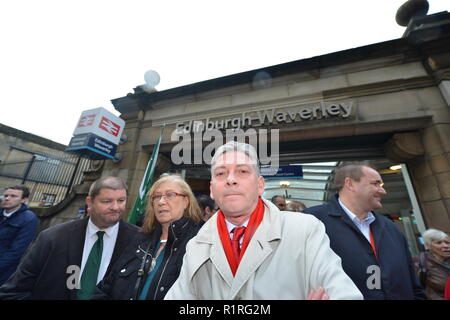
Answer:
[
  {"left": 415, "top": 228, "right": 450, "bottom": 300},
  {"left": 93, "top": 174, "right": 203, "bottom": 300}
]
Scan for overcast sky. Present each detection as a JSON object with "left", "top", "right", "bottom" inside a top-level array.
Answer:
[{"left": 1, "top": 0, "right": 448, "bottom": 145}]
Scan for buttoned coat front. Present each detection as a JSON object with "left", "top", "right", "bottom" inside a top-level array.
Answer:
[{"left": 165, "top": 199, "right": 363, "bottom": 300}]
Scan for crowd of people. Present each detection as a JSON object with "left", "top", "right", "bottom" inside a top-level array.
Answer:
[{"left": 0, "top": 141, "right": 449, "bottom": 300}]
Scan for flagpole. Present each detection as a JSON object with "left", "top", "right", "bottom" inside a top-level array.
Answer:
[{"left": 127, "top": 125, "right": 165, "bottom": 224}]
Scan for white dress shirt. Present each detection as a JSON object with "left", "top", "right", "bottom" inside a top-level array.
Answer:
[
  {"left": 80, "top": 218, "right": 119, "bottom": 284},
  {"left": 225, "top": 218, "right": 249, "bottom": 247},
  {"left": 338, "top": 198, "right": 375, "bottom": 243}
]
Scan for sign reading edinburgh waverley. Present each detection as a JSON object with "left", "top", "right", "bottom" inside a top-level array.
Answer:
[
  {"left": 176, "top": 101, "right": 354, "bottom": 134},
  {"left": 66, "top": 107, "right": 125, "bottom": 159}
]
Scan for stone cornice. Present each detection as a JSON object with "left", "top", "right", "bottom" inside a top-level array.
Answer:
[
  {"left": 323, "top": 76, "right": 435, "bottom": 100},
  {"left": 112, "top": 38, "right": 426, "bottom": 114}
]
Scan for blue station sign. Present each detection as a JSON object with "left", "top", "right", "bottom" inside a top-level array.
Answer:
[
  {"left": 261, "top": 165, "right": 303, "bottom": 180},
  {"left": 66, "top": 133, "right": 117, "bottom": 160}
]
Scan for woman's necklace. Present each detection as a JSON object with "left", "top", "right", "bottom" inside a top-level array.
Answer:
[
  {"left": 138, "top": 238, "right": 168, "bottom": 274},
  {"left": 149, "top": 240, "right": 167, "bottom": 273}
]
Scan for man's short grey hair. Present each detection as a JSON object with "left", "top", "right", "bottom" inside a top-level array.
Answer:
[
  {"left": 210, "top": 141, "right": 260, "bottom": 176},
  {"left": 422, "top": 228, "right": 449, "bottom": 248},
  {"left": 88, "top": 176, "right": 128, "bottom": 199}
]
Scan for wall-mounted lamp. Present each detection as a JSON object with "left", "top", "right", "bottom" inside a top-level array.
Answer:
[
  {"left": 279, "top": 181, "right": 291, "bottom": 188},
  {"left": 112, "top": 153, "right": 123, "bottom": 164}
]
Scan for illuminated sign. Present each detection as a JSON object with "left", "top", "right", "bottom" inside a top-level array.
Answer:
[{"left": 72, "top": 107, "right": 125, "bottom": 145}]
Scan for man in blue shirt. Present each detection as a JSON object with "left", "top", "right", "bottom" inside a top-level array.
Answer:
[{"left": 0, "top": 185, "right": 39, "bottom": 285}]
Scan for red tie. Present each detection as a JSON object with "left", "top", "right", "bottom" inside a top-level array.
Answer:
[
  {"left": 231, "top": 227, "right": 246, "bottom": 261},
  {"left": 369, "top": 228, "right": 378, "bottom": 260}
]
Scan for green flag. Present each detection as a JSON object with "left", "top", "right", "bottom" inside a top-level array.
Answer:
[{"left": 127, "top": 126, "right": 165, "bottom": 224}]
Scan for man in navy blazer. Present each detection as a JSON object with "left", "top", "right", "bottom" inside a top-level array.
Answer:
[
  {"left": 0, "top": 177, "right": 139, "bottom": 300},
  {"left": 304, "top": 162, "right": 425, "bottom": 300}
]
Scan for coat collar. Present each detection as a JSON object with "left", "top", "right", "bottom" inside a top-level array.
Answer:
[
  {"left": 1, "top": 204, "right": 31, "bottom": 226},
  {"left": 194, "top": 198, "right": 281, "bottom": 297},
  {"left": 67, "top": 218, "right": 89, "bottom": 299},
  {"left": 196, "top": 198, "right": 281, "bottom": 244},
  {"left": 229, "top": 198, "right": 280, "bottom": 298},
  {"left": 110, "top": 220, "right": 134, "bottom": 267},
  {"left": 135, "top": 216, "right": 193, "bottom": 257},
  {"left": 328, "top": 193, "right": 388, "bottom": 253}
]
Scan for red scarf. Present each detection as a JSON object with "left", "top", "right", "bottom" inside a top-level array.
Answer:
[{"left": 217, "top": 198, "right": 265, "bottom": 276}]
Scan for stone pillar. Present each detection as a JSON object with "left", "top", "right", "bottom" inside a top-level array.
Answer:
[
  {"left": 407, "top": 126, "right": 450, "bottom": 234},
  {"left": 385, "top": 129, "right": 450, "bottom": 233},
  {"left": 108, "top": 111, "right": 145, "bottom": 215}
]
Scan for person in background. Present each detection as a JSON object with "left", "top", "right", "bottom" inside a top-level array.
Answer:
[
  {"left": 445, "top": 277, "right": 450, "bottom": 300},
  {"left": 304, "top": 162, "right": 425, "bottom": 300},
  {"left": 414, "top": 228, "right": 450, "bottom": 300},
  {"left": 0, "top": 185, "right": 39, "bottom": 286},
  {"left": 165, "top": 141, "right": 363, "bottom": 300},
  {"left": 0, "top": 177, "right": 139, "bottom": 300},
  {"left": 271, "top": 195, "right": 287, "bottom": 211},
  {"left": 286, "top": 200, "right": 307, "bottom": 212},
  {"left": 93, "top": 174, "right": 203, "bottom": 300},
  {"left": 196, "top": 194, "right": 218, "bottom": 223}
]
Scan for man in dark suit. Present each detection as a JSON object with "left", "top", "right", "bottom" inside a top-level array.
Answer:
[
  {"left": 304, "top": 162, "right": 425, "bottom": 300},
  {"left": 0, "top": 176, "right": 139, "bottom": 300}
]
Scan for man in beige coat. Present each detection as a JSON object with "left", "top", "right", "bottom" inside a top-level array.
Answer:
[{"left": 165, "top": 141, "right": 362, "bottom": 300}]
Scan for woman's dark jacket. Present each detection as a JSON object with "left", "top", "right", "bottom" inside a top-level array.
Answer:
[{"left": 93, "top": 216, "right": 202, "bottom": 300}]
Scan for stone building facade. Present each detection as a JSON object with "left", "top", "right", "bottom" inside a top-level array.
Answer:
[{"left": 106, "top": 11, "right": 450, "bottom": 237}]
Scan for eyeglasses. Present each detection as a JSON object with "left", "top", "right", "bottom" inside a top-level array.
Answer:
[{"left": 150, "top": 192, "right": 186, "bottom": 203}]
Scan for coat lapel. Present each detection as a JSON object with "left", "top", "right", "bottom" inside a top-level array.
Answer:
[
  {"left": 194, "top": 201, "right": 280, "bottom": 298},
  {"left": 195, "top": 214, "right": 234, "bottom": 288},
  {"left": 67, "top": 218, "right": 88, "bottom": 266},
  {"left": 228, "top": 200, "right": 279, "bottom": 299},
  {"left": 109, "top": 220, "right": 134, "bottom": 270},
  {"left": 67, "top": 218, "right": 89, "bottom": 299},
  {"left": 369, "top": 213, "right": 387, "bottom": 256},
  {"left": 209, "top": 221, "right": 234, "bottom": 288}
]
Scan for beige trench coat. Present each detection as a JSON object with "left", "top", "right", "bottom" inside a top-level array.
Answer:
[{"left": 165, "top": 198, "right": 363, "bottom": 300}]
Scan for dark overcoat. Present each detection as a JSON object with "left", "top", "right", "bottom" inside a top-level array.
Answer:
[
  {"left": 0, "top": 218, "right": 139, "bottom": 299},
  {"left": 304, "top": 194, "right": 426, "bottom": 300}
]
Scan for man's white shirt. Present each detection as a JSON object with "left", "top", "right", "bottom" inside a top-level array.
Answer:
[
  {"left": 80, "top": 218, "right": 119, "bottom": 284},
  {"left": 338, "top": 198, "right": 375, "bottom": 243}
]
